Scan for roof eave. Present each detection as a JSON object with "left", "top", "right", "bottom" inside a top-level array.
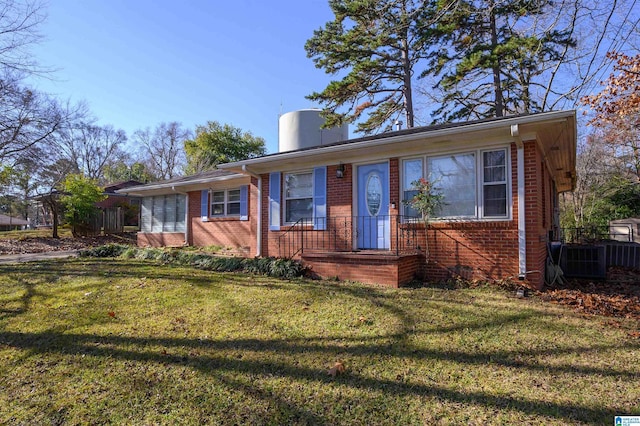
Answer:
[
  {"left": 219, "top": 110, "right": 577, "bottom": 174},
  {"left": 115, "top": 173, "right": 247, "bottom": 196}
]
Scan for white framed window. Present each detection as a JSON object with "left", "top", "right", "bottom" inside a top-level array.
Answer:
[
  {"left": 210, "top": 189, "right": 241, "bottom": 217},
  {"left": 401, "top": 147, "right": 510, "bottom": 220},
  {"left": 141, "top": 194, "right": 186, "bottom": 233},
  {"left": 284, "top": 171, "right": 313, "bottom": 223},
  {"left": 482, "top": 149, "right": 507, "bottom": 217}
]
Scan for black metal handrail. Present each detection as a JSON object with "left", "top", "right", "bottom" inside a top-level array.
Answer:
[
  {"left": 560, "top": 224, "right": 633, "bottom": 244},
  {"left": 278, "top": 215, "right": 421, "bottom": 258}
]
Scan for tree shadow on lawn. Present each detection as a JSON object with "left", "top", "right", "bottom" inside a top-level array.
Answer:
[
  {"left": 0, "top": 277, "right": 38, "bottom": 320},
  {"left": 1, "top": 259, "right": 637, "bottom": 422},
  {"left": 0, "top": 259, "right": 237, "bottom": 287},
  {"left": 1, "top": 324, "right": 636, "bottom": 423}
]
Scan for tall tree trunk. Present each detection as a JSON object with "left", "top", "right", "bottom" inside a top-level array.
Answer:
[
  {"left": 402, "top": 36, "right": 414, "bottom": 128},
  {"left": 489, "top": 4, "right": 504, "bottom": 117}
]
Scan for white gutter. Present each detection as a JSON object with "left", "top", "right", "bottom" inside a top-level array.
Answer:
[
  {"left": 511, "top": 124, "right": 526, "bottom": 280},
  {"left": 242, "top": 165, "right": 262, "bottom": 257}
]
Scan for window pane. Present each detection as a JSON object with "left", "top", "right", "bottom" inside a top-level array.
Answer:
[
  {"left": 286, "top": 198, "right": 313, "bottom": 223},
  {"left": 228, "top": 189, "right": 241, "bottom": 202},
  {"left": 212, "top": 191, "right": 225, "bottom": 203},
  {"left": 211, "top": 204, "right": 224, "bottom": 216},
  {"left": 164, "top": 195, "right": 176, "bottom": 232},
  {"left": 141, "top": 197, "right": 152, "bottom": 232},
  {"left": 285, "top": 173, "right": 313, "bottom": 198},
  {"left": 176, "top": 195, "right": 186, "bottom": 232},
  {"left": 483, "top": 150, "right": 506, "bottom": 182},
  {"left": 428, "top": 153, "right": 476, "bottom": 217},
  {"left": 484, "top": 184, "right": 507, "bottom": 216},
  {"left": 228, "top": 202, "right": 240, "bottom": 215},
  {"left": 403, "top": 190, "right": 420, "bottom": 217},
  {"left": 152, "top": 196, "right": 164, "bottom": 232},
  {"left": 403, "top": 159, "right": 423, "bottom": 189}
]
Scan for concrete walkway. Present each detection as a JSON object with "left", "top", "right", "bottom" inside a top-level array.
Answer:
[{"left": 0, "top": 250, "right": 79, "bottom": 264}]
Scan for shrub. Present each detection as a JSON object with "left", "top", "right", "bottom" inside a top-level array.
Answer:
[
  {"left": 79, "top": 245, "right": 306, "bottom": 279},
  {"left": 79, "top": 243, "right": 129, "bottom": 258}
]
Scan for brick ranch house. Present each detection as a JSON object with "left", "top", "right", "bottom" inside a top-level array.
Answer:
[{"left": 119, "top": 110, "right": 577, "bottom": 289}]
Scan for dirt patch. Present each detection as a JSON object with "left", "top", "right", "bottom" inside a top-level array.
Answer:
[{"left": 0, "top": 233, "right": 137, "bottom": 255}]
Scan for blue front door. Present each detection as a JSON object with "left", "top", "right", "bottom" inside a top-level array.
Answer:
[{"left": 357, "top": 162, "right": 390, "bottom": 249}]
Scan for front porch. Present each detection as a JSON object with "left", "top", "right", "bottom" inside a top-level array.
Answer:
[{"left": 277, "top": 215, "right": 424, "bottom": 287}]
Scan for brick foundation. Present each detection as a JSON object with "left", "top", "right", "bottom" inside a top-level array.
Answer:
[
  {"left": 302, "top": 251, "right": 422, "bottom": 288},
  {"left": 137, "top": 232, "right": 185, "bottom": 247}
]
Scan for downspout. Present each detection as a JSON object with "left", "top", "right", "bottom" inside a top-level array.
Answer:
[
  {"left": 511, "top": 124, "right": 527, "bottom": 280},
  {"left": 242, "top": 165, "right": 262, "bottom": 257}
]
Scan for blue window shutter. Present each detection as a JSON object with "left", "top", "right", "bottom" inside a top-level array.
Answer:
[
  {"left": 239, "top": 185, "right": 249, "bottom": 221},
  {"left": 313, "top": 166, "right": 327, "bottom": 230},
  {"left": 269, "top": 172, "right": 281, "bottom": 230},
  {"left": 200, "top": 189, "right": 209, "bottom": 222}
]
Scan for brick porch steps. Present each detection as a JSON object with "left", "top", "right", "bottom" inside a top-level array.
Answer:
[{"left": 301, "top": 250, "right": 423, "bottom": 288}]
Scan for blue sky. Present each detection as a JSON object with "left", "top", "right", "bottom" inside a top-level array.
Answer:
[{"left": 29, "top": 0, "right": 338, "bottom": 154}]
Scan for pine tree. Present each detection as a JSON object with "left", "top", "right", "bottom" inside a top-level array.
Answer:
[
  {"left": 422, "top": 0, "right": 575, "bottom": 122},
  {"left": 306, "top": 0, "right": 435, "bottom": 134}
]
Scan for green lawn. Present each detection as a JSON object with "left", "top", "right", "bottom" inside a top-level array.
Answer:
[
  {"left": 0, "top": 258, "right": 638, "bottom": 425},
  {"left": 0, "top": 228, "right": 73, "bottom": 239}
]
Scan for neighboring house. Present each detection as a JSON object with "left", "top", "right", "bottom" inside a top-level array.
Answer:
[
  {"left": 31, "top": 180, "right": 144, "bottom": 230},
  {"left": 609, "top": 218, "right": 640, "bottom": 243},
  {"left": 95, "top": 180, "right": 144, "bottom": 209},
  {"left": 119, "top": 110, "right": 577, "bottom": 290},
  {"left": 0, "top": 214, "right": 28, "bottom": 231},
  {"left": 95, "top": 180, "right": 143, "bottom": 227}
]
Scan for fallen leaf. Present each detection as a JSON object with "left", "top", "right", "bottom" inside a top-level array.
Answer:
[{"left": 328, "top": 361, "right": 345, "bottom": 377}]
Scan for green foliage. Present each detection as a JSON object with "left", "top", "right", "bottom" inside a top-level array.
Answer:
[
  {"left": 423, "top": 0, "right": 575, "bottom": 122},
  {"left": 403, "top": 177, "right": 443, "bottom": 259},
  {"left": 0, "top": 165, "right": 12, "bottom": 187},
  {"left": 79, "top": 246, "right": 306, "bottom": 279},
  {"left": 306, "top": 0, "right": 577, "bottom": 131},
  {"left": 305, "top": 0, "right": 431, "bottom": 133},
  {"left": 102, "top": 162, "right": 152, "bottom": 184},
  {"left": 403, "top": 177, "right": 444, "bottom": 222},
  {"left": 79, "top": 243, "right": 129, "bottom": 258},
  {"left": 589, "top": 180, "right": 640, "bottom": 227},
  {"left": 60, "top": 174, "right": 106, "bottom": 234},
  {"left": 184, "top": 121, "right": 266, "bottom": 174}
]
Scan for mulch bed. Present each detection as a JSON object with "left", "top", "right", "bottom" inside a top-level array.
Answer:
[{"left": 0, "top": 233, "right": 137, "bottom": 255}]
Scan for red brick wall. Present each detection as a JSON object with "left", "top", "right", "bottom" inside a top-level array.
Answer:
[
  {"left": 523, "top": 141, "right": 550, "bottom": 289},
  {"left": 261, "top": 165, "right": 355, "bottom": 257},
  {"left": 96, "top": 195, "right": 134, "bottom": 209},
  {"left": 138, "top": 232, "right": 185, "bottom": 247},
  {"left": 187, "top": 179, "right": 258, "bottom": 256},
  {"left": 302, "top": 252, "right": 421, "bottom": 287},
  {"left": 418, "top": 142, "right": 554, "bottom": 289},
  {"left": 176, "top": 143, "right": 557, "bottom": 289}
]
